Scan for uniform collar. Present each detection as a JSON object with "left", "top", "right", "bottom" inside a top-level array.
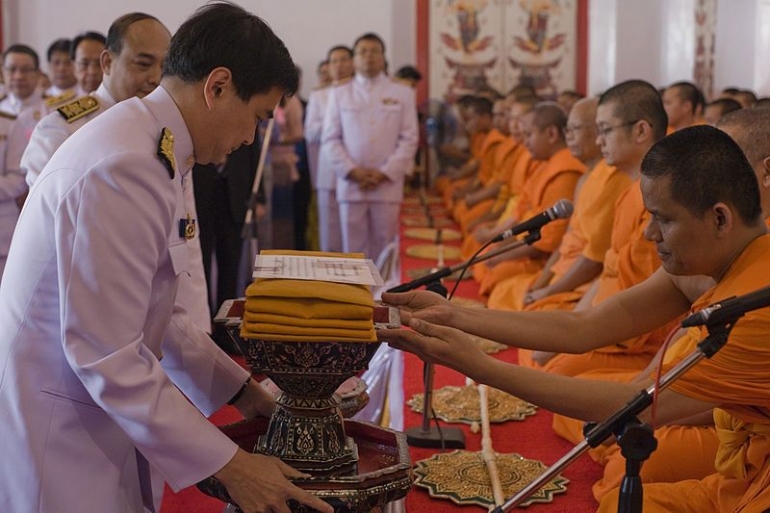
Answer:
[
  {"left": 142, "top": 85, "right": 196, "bottom": 177},
  {"left": 354, "top": 71, "right": 386, "bottom": 87},
  {"left": 92, "top": 83, "right": 117, "bottom": 110},
  {"left": 8, "top": 90, "right": 43, "bottom": 111}
]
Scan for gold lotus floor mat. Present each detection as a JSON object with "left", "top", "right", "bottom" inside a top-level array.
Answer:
[
  {"left": 414, "top": 450, "right": 569, "bottom": 508},
  {"left": 408, "top": 385, "right": 536, "bottom": 424},
  {"left": 405, "top": 244, "right": 462, "bottom": 261},
  {"left": 403, "top": 227, "right": 462, "bottom": 242},
  {"left": 402, "top": 216, "right": 454, "bottom": 228}
]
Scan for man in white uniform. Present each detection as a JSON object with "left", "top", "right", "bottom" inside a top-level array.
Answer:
[
  {"left": 70, "top": 31, "right": 107, "bottom": 96},
  {"left": 0, "top": 113, "right": 27, "bottom": 281},
  {"left": 305, "top": 45, "right": 353, "bottom": 252},
  {"left": 323, "top": 33, "right": 418, "bottom": 260},
  {"left": 20, "top": 13, "right": 211, "bottom": 333},
  {"left": 0, "top": 45, "right": 46, "bottom": 121},
  {"left": 0, "top": 4, "right": 331, "bottom": 513},
  {"left": 43, "top": 38, "right": 78, "bottom": 100}
]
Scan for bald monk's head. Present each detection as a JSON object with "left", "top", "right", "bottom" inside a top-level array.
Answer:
[
  {"left": 507, "top": 83, "right": 537, "bottom": 102},
  {"left": 717, "top": 108, "right": 770, "bottom": 217},
  {"left": 492, "top": 97, "right": 512, "bottom": 135},
  {"left": 508, "top": 95, "right": 540, "bottom": 144},
  {"left": 703, "top": 98, "right": 742, "bottom": 126},
  {"left": 662, "top": 81, "right": 704, "bottom": 131},
  {"left": 641, "top": 125, "right": 764, "bottom": 279},
  {"left": 564, "top": 97, "right": 600, "bottom": 167},
  {"left": 520, "top": 101, "right": 567, "bottom": 161},
  {"left": 464, "top": 96, "right": 494, "bottom": 134},
  {"left": 596, "top": 79, "right": 668, "bottom": 173}
]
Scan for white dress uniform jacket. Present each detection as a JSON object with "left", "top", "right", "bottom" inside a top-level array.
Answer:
[
  {"left": 0, "top": 90, "right": 46, "bottom": 120},
  {"left": 0, "top": 116, "right": 27, "bottom": 280},
  {"left": 20, "top": 83, "right": 212, "bottom": 333},
  {"left": 322, "top": 72, "right": 418, "bottom": 258},
  {"left": 303, "top": 86, "right": 330, "bottom": 189},
  {"left": 0, "top": 86, "right": 250, "bottom": 512}
]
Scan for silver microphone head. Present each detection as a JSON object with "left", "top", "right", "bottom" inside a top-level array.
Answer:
[{"left": 550, "top": 199, "right": 574, "bottom": 220}]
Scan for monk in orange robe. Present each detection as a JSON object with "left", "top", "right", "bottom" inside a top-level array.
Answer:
[
  {"left": 380, "top": 123, "right": 770, "bottom": 513},
  {"left": 487, "top": 98, "right": 632, "bottom": 315},
  {"left": 453, "top": 98, "right": 518, "bottom": 229},
  {"left": 521, "top": 81, "right": 674, "bottom": 375},
  {"left": 459, "top": 97, "right": 542, "bottom": 260},
  {"left": 471, "top": 103, "right": 585, "bottom": 296},
  {"left": 553, "top": 105, "right": 770, "bottom": 503},
  {"left": 662, "top": 81, "right": 705, "bottom": 132}
]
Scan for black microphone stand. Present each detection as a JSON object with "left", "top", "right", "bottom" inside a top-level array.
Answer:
[
  {"left": 391, "top": 231, "right": 542, "bottom": 449},
  {"left": 490, "top": 318, "right": 737, "bottom": 513}
]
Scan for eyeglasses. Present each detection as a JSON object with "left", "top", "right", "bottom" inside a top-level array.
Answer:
[
  {"left": 596, "top": 120, "right": 639, "bottom": 138},
  {"left": 3, "top": 66, "right": 37, "bottom": 75}
]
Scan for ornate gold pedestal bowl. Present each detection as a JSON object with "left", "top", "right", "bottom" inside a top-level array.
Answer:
[{"left": 200, "top": 300, "right": 413, "bottom": 512}]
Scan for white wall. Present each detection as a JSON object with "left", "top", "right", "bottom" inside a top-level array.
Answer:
[{"left": 2, "top": 0, "right": 417, "bottom": 98}]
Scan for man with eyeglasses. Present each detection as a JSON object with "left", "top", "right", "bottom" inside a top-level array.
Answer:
[
  {"left": 0, "top": 45, "right": 46, "bottom": 122},
  {"left": 322, "top": 32, "right": 418, "bottom": 261}
]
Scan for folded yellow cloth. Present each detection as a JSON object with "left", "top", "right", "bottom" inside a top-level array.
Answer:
[
  {"left": 244, "top": 298, "right": 372, "bottom": 320},
  {"left": 241, "top": 250, "right": 377, "bottom": 342},
  {"left": 242, "top": 321, "right": 376, "bottom": 341},
  {"left": 243, "top": 311, "right": 372, "bottom": 329}
]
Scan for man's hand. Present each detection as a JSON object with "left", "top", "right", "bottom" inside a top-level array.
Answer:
[
  {"left": 380, "top": 290, "right": 453, "bottom": 326},
  {"left": 215, "top": 449, "right": 333, "bottom": 513},
  {"left": 232, "top": 380, "right": 275, "bottom": 419},
  {"left": 378, "top": 317, "right": 490, "bottom": 381}
]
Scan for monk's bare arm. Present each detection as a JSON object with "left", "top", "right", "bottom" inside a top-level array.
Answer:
[
  {"left": 387, "top": 269, "right": 691, "bottom": 354},
  {"left": 539, "top": 255, "right": 602, "bottom": 295}
]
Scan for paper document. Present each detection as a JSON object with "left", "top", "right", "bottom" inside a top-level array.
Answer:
[{"left": 253, "top": 255, "right": 384, "bottom": 286}]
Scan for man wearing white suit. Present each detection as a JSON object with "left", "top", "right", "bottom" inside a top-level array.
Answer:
[
  {"left": 322, "top": 33, "right": 418, "bottom": 260},
  {"left": 19, "top": 13, "right": 211, "bottom": 335},
  {"left": 305, "top": 45, "right": 353, "bottom": 252},
  {"left": 0, "top": 4, "right": 331, "bottom": 513}
]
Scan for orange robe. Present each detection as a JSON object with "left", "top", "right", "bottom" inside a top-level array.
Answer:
[
  {"left": 531, "top": 181, "right": 675, "bottom": 376},
  {"left": 459, "top": 148, "right": 536, "bottom": 261},
  {"left": 443, "top": 129, "right": 503, "bottom": 211},
  {"left": 455, "top": 138, "right": 520, "bottom": 232},
  {"left": 475, "top": 147, "right": 585, "bottom": 296},
  {"left": 435, "top": 131, "right": 485, "bottom": 194},
  {"left": 488, "top": 160, "right": 633, "bottom": 314},
  {"left": 599, "top": 233, "right": 770, "bottom": 512}
]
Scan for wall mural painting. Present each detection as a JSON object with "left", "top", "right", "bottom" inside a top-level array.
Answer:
[
  {"left": 693, "top": 0, "right": 717, "bottom": 100},
  {"left": 430, "top": 0, "right": 577, "bottom": 102}
]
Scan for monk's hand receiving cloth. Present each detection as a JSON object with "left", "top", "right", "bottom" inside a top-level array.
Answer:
[
  {"left": 377, "top": 316, "right": 489, "bottom": 380},
  {"left": 380, "top": 290, "right": 454, "bottom": 326}
]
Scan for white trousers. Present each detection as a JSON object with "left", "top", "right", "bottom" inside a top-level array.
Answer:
[
  {"left": 317, "top": 189, "right": 343, "bottom": 253},
  {"left": 339, "top": 201, "right": 400, "bottom": 261}
]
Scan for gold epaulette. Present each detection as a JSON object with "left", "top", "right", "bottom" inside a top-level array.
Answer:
[
  {"left": 45, "top": 90, "right": 76, "bottom": 108},
  {"left": 157, "top": 127, "right": 177, "bottom": 179},
  {"left": 57, "top": 96, "right": 100, "bottom": 124},
  {"left": 0, "top": 110, "right": 16, "bottom": 121}
]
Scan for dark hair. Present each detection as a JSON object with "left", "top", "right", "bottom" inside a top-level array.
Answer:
[
  {"left": 3, "top": 44, "right": 40, "bottom": 70},
  {"left": 641, "top": 125, "right": 762, "bottom": 225},
  {"left": 326, "top": 45, "right": 353, "bottom": 60},
  {"left": 107, "top": 13, "right": 163, "bottom": 55},
  {"left": 735, "top": 89, "right": 758, "bottom": 108},
  {"left": 558, "top": 89, "right": 584, "bottom": 101},
  {"left": 353, "top": 32, "right": 386, "bottom": 54},
  {"left": 163, "top": 2, "right": 298, "bottom": 100},
  {"left": 47, "top": 39, "right": 72, "bottom": 62},
  {"left": 717, "top": 107, "right": 770, "bottom": 165},
  {"left": 396, "top": 65, "right": 422, "bottom": 82},
  {"left": 706, "top": 98, "right": 742, "bottom": 119},
  {"left": 532, "top": 101, "right": 567, "bottom": 135},
  {"left": 667, "top": 81, "right": 705, "bottom": 114},
  {"left": 467, "top": 96, "right": 493, "bottom": 116},
  {"left": 599, "top": 79, "right": 668, "bottom": 142},
  {"left": 71, "top": 31, "right": 107, "bottom": 60},
  {"left": 721, "top": 87, "right": 741, "bottom": 96}
]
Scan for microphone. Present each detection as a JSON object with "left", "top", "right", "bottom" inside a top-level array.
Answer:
[
  {"left": 491, "top": 199, "right": 574, "bottom": 243},
  {"left": 681, "top": 284, "right": 770, "bottom": 328}
]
